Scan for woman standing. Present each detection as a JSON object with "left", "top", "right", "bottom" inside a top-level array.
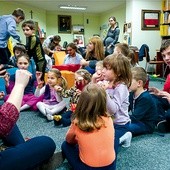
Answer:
[{"left": 103, "top": 16, "right": 120, "bottom": 54}]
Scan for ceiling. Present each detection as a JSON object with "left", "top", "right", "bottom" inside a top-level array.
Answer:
[{"left": 6, "top": 0, "right": 126, "bottom": 14}]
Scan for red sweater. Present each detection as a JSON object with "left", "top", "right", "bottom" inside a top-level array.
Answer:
[
  {"left": 0, "top": 102, "right": 19, "bottom": 137},
  {"left": 163, "top": 74, "right": 170, "bottom": 93}
]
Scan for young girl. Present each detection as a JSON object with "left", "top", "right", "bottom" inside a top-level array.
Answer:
[
  {"left": 4, "top": 53, "right": 42, "bottom": 111},
  {"left": 35, "top": 68, "right": 67, "bottom": 120},
  {"left": 61, "top": 83, "right": 116, "bottom": 170},
  {"left": 101, "top": 54, "right": 132, "bottom": 150},
  {"left": 53, "top": 69, "right": 91, "bottom": 127}
]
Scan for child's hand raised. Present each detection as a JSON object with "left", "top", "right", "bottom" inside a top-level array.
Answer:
[
  {"left": 15, "top": 70, "right": 32, "bottom": 88},
  {"left": 36, "top": 71, "right": 43, "bottom": 82},
  {"left": 54, "top": 85, "right": 63, "bottom": 92}
]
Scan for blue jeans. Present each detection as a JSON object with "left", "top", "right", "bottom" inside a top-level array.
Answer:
[
  {"left": 0, "top": 125, "right": 56, "bottom": 170},
  {"left": 61, "top": 141, "right": 116, "bottom": 170},
  {"left": 127, "top": 122, "right": 150, "bottom": 136},
  {"left": 151, "top": 94, "right": 169, "bottom": 122}
]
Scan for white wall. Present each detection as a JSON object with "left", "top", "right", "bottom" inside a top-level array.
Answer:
[{"left": 126, "top": 0, "right": 162, "bottom": 59}]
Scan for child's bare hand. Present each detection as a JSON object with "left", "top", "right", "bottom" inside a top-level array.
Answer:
[
  {"left": 148, "top": 87, "right": 161, "bottom": 96},
  {"left": 54, "top": 85, "right": 62, "bottom": 92},
  {"left": 97, "top": 81, "right": 110, "bottom": 89},
  {"left": 0, "top": 91, "right": 5, "bottom": 99},
  {"left": 15, "top": 70, "right": 32, "bottom": 88},
  {"left": 36, "top": 71, "right": 42, "bottom": 82},
  {"left": 75, "top": 89, "right": 81, "bottom": 96},
  {"left": 4, "top": 72, "right": 10, "bottom": 82}
]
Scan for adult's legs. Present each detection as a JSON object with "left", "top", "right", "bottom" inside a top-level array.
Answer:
[
  {"left": 2, "top": 124, "right": 25, "bottom": 146},
  {"left": 0, "top": 136, "right": 56, "bottom": 170}
]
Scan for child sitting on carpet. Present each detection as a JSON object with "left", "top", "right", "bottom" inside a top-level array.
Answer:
[
  {"left": 35, "top": 68, "right": 67, "bottom": 120},
  {"left": 53, "top": 69, "right": 91, "bottom": 126},
  {"left": 127, "top": 67, "right": 157, "bottom": 136},
  {"left": 4, "top": 53, "right": 42, "bottom": 111},
  {"left": 61, "top": 83, "right": 116, "bottom": 169}
]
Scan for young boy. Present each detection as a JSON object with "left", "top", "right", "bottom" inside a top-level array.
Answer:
[
  {"left": 127, "top": 67, "right": 158, "bottom": 136},
  {"left": 0, "top": 8, "right": 25, "bottom": 65},
  {"left": 149, "top": 39, "right": 170, "bottom": 133},
  {"left": 22, "top": 20, "right": 46, "bottom": 80}
]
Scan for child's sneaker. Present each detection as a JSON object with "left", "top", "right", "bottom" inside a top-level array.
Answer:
[
  {"left": 157, "top": 120, "right": 168, "bottom": 133},
  {"left": 53, "top": 115, "right": 62, "bottom": 121},
  {"left": 119, "top": 131, "right": 132, "bottom": 148}
]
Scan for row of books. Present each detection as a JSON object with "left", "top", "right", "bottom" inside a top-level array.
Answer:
[
  {"left": 162, "top": 0, "right": 170, "bottom": 11},
  {"left": 160, "top": 25, "right": 170, "bottom": 36},
  {"left": 160, "top": 12, "right": 170, "bottom": 24}
]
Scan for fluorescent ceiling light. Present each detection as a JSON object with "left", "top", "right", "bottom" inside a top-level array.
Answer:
[{"left": 59, "top": 5, "right": 86, "bottom": 10}]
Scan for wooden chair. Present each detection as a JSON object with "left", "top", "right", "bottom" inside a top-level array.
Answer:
[{"left": 145, "top": 47, "right": 165, "bottom": 77}]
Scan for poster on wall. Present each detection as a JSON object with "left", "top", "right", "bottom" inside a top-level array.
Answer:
[
  {"left": 123, "top": 22, "right": 132, "bottom": 45},
  {"left": 73, "top": 34, "right": 85, "bottom": 47},
  {"left": 73, "top": 25, "right": 84, "bottom": 34}
]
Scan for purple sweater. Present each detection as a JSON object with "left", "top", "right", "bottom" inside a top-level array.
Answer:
[{"left": 106, "top": 83, "right": 131, "bottom": 125}]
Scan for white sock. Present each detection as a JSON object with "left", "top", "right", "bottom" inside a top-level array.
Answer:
[
  {"left": 119, "top": 132, "right": 132, "bottom": 148},
  {"left": 47, "top": 101, "right": 66, "bottom": 115},
  {"left": 20, "top": 104, "right": 30, "bottom": 111},
  {"left": 36, "top": 102, "right": 46, "bottom": 116}
]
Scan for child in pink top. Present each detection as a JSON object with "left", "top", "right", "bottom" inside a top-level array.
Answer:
[{"left": 61, "top": 83, "right": 116, "bottom": 170}]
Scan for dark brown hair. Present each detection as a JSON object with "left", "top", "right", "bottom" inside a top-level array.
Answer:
[
  {"left": 12, "top": 8, "right": 25, "bottom": 20},
  {"left": 22, "top": 20, "right": 35, "bottom": 30}
]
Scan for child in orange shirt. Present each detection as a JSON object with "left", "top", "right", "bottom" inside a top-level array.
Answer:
[{"left": 61, "top": 83, "right": 116, "bottom": 170}]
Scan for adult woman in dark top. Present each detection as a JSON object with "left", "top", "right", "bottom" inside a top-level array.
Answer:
[{"left": 103, "top": 16, "right": 120, "bottom": 54}]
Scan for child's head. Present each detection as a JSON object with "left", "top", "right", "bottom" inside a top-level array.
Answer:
[
  {"left": 114, "top": 43, "right": 129, "bottom": 56},
  {"left": 75, "top": 83, "right": 107, "bottom": 132},
  {"left": 16, "top": 53, "right": 30, "bottom": 70},
  {"left": 127, "top": 50, "right": 137, "bottom": 67},
  {"left": 75, "top": 69, "right": 91, "bottom": 90},
  {"left": 22, "top": 20, "right": 35, "bottom": 37},
  {"left": 13, "top": 44, "right": 26, "bottom": 58},
  {"left": 66, "top": 43, "right": 77, "bottom": 56},
  {"left": 130, "top": 67, "right": 147, "bottom": 91},
  {"left": 95, "top": 61, "right": 104, "bottom": 82},
  {"left": 47, "top": 69, "right": 67, "bottom": 90},
  {"left": 12, "top": 8, "right": 25, "bottom": 24},
  {"left": 103, "top": 53, "right": 132, "bottom": 87}
]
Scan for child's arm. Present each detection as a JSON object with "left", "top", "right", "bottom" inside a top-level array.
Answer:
[
  {"left": 66, "top": 122, "right": 77, "bottom": 144},
  {"left": 106, "top": 84, "right": 129, "bottom": 115},
  {"left": 34, "top": 85, "right": 45, "bottom": 97}
]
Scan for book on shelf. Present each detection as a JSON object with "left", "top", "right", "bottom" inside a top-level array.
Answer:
[{"left": 162, "top": 0, "right": 170, "bottom": 11}]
